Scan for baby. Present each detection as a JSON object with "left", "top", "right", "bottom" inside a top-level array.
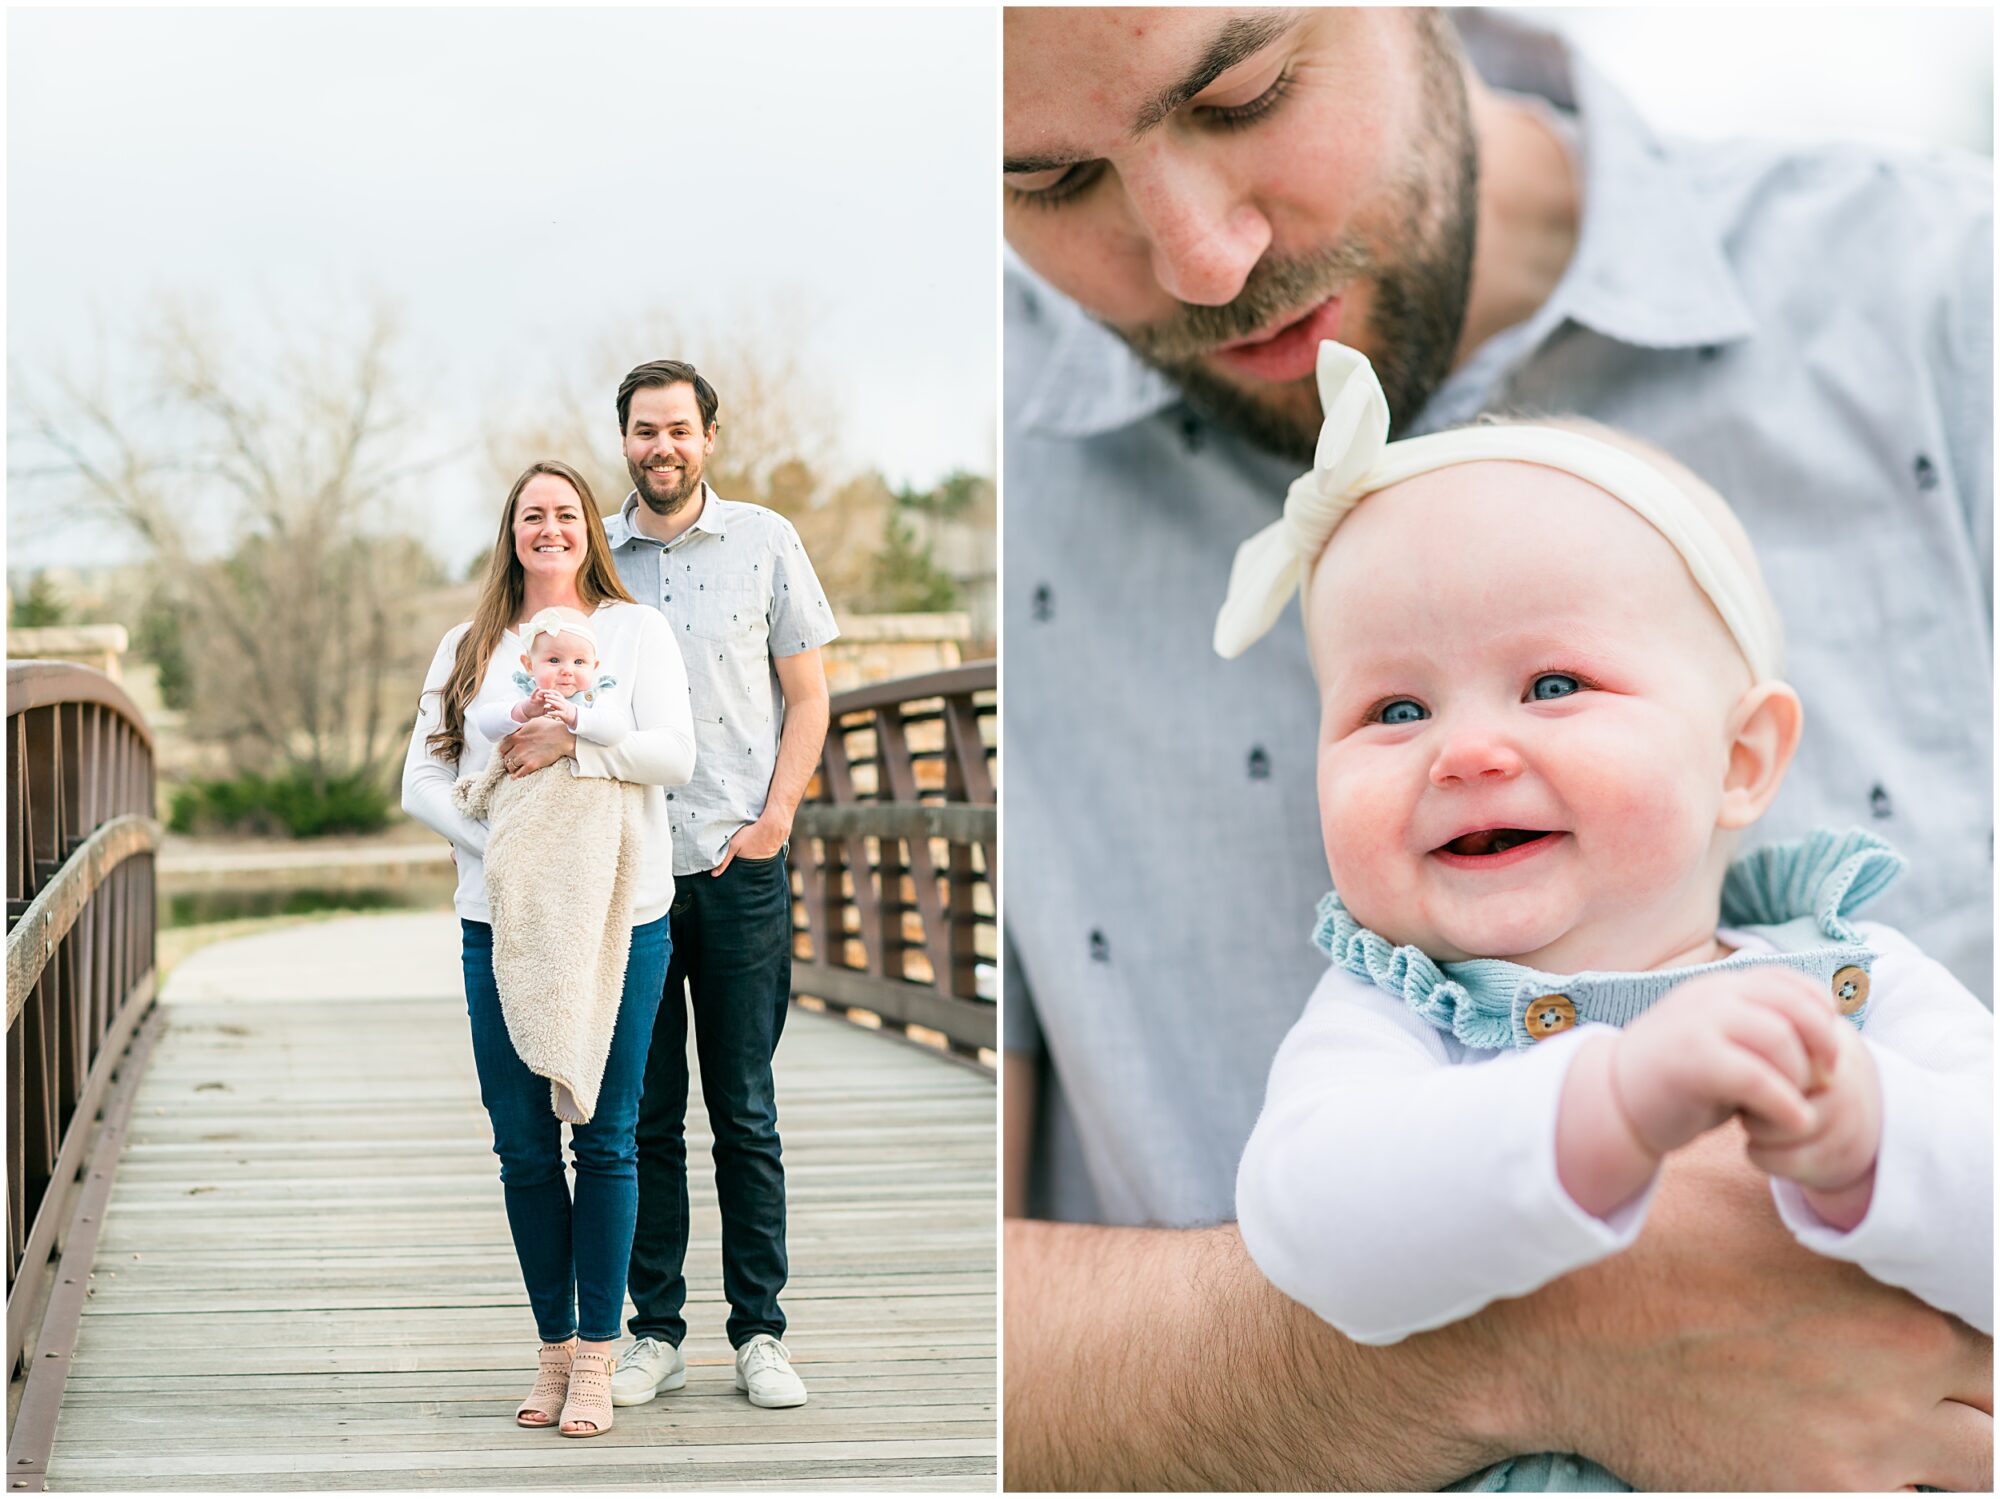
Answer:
[
  {"left": 472, "top": 606, "right": 628, "bottom": 747},
  {"left": 1217, "top": 344, "right": 1992, "bottom": 1492},
  {"left": 455, "top": 606, "right": 643, "bottom": 1125}
]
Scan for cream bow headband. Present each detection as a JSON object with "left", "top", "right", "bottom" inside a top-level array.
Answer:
[
  {"left": 519, "top": 607, "right": 599, "bottom": 657},
  {"left": 1212, "top": 342, "right": 1782, "bottom": 679}
]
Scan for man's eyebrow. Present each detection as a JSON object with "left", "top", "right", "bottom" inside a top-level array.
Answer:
[
  {"left": 1133, "top": 10, "right": 1303, "bottom": 135},
  {"left": 1003, "top": 149, "right": 1081, "bottom": 175},
  {"left": 1003, "top": 10, "right": 1304, "bottom": 175}
]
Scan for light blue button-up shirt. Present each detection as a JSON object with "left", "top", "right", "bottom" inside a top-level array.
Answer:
[
  {"left": 600, "top": 485, "right": 839, "bottom": 876},
  {"left": 1005, "top": 12, "right": 1992, "bottom": 1228}
]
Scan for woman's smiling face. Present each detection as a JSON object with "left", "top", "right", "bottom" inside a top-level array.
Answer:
[
  {"left": 1308, "top": 460, "right": 1757, "bottom": 975},
  {"left": 513, "top": 473, "right": 589, "bottom": 584}
]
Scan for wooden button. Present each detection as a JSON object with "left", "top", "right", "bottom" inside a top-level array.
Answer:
[
  {"left": 1831, "top": 966, "right": 1870, "bottom": 1015},
  {"left": 1526, "top": 993, "right": 1576, "bottom": 1040}
]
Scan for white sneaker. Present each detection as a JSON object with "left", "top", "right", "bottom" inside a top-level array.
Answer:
[
  {"left": 733, "top": 1334, "right": 808, "bottom": 1408},
  {"left": 609, "top": 1336, "right": 686, "bottom": 1407}
]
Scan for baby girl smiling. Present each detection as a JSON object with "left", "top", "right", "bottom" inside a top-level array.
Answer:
[{"left": 1217, "top": 343, "right": 1991, "bottom": 1492}]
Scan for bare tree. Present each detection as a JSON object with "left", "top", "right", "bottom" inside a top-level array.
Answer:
[
  {"left": 483, "top": 304, "right": 843, "bottom": 525},
  {"left": 9, "top": 299, "right": 443, "bottom": 787}
]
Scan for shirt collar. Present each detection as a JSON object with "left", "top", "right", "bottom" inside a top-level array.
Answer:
[
  {"left": 1013, "top": 11, "right": 1756, "bottom": 442},
  {"left": 606, "top": 481, "right": 728, "bottom": 549},
  {"left": 1312, "top": 830, "right": 1898, "bottom": 1050}
]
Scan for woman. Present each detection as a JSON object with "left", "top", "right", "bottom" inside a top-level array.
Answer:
[{"left": 402, "top": 459, "right": 695, "bottom": 1436}]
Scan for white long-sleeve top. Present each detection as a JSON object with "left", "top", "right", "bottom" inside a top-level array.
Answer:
[
  {"left": 401, "top": 601, "right": 696, "bottom": 925},
  {"left": 1236, "top": 920, "right": 1993, "bottom": 1345}
]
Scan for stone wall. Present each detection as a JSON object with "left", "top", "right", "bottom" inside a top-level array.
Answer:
[
  {"left": 824, "top": 613, "right": 976, "bottom": 694},
  {"left": 7, "top": 624, "right": 132, "bottom": 682}
]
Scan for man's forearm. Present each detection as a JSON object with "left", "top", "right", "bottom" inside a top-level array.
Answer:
[
  {"left": 1003, "top": 1219, "right": 1509, "bottom": 1491},
  {"left": 762, "top": 689, "right": 829, "bottom": 833},
  {"left": 1006, "top": 1127, "right": 1992, "bottom": 1492}
]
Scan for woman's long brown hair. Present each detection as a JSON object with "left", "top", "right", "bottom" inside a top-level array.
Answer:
[{"left": 424, "top": 460, "right": 636, "bottom": 764}]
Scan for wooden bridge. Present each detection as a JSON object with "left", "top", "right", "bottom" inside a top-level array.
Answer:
[{"left": 6, "top": 662, "right": 996, "bottom": 1491}]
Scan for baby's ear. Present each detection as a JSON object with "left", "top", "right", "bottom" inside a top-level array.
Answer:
[
  {"left": 1717, "top": 681, "right": 1804, "bottom": 830},
  {"left": 520, "top": 653, "right": 531, "bottom": 668}
]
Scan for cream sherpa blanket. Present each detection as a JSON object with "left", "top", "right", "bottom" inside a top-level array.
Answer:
[{"left": 453, "top": 757, "right": 647, "bottom": 1124}]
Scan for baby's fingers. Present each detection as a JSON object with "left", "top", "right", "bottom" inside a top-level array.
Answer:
[
  {"left": 1718, "top": 1045, "right": 1817, "bottom": 1137},
  {"left": 1745, "top": 1133, "right": 1823, "bottom": 1180},
  {"left": 1716, "top": 1000, "right": 1817, "bottom": 1094},
  {"left": 1741, "top": 1100, "right": 1824, "bottom": 1150},
  {"left": 1740, "top": 970, "right": 1844, "bottom": 1081}
]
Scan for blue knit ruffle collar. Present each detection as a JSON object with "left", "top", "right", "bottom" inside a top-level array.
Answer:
[{"left": 1312, "top": 828, "right": 1904, "bottom": 1050}]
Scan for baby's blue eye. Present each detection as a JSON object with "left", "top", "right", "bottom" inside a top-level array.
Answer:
[
  {"left": 1378, "top": 699, "right": 1428, "bottom": 725},
  {"left": 1531, "top": 673, "right": 1581, "bottom": 701}
]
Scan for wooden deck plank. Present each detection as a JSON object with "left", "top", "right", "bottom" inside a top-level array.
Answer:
[{"left": 42, "top": 963, "right": 996, "bottom": 1492}]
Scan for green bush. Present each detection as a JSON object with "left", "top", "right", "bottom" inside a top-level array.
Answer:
[
  {"left": 132, "top": 593, "right": 194, "bottom": 711},
  {"left": 9, "top": 572, "right": 67, "bottom": 628},
  {"left": 167, "top": 768, "right": 393, "bottom": 839}
]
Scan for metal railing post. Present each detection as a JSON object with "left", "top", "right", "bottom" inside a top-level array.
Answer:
[{"left": 5, "top": 664, "right": 163, "bottom": 1388}]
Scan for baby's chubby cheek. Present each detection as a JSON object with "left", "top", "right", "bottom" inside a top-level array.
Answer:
[
  {"left": 1568, "top": 742, "right": 1719, "bottom": 902},
  {"left": 1317, "top": 756, "right": 1420, "bottom": 934}
]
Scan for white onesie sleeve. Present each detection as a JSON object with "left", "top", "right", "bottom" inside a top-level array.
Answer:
[
  {"left": 473, "top": 691, "right": 629, "bottom": 748},
  {"left": 1235, "top": 966, "right": 1662, "bottom": 1346},
  {"left": 1765, "top": 921, "right": 1993, "bottom": 1334}
]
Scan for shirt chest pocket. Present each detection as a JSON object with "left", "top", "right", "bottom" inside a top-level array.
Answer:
[{"left": 686, "top": 579, "right": 768, "bottom": 646}]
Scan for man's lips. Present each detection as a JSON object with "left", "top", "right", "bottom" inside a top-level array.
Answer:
[
  {"left": 1210, "top": 297, "right": 1343, "bottom": 383},
  {"left": 1429, "top": 829, "right": 1565, "bottom": 871}
]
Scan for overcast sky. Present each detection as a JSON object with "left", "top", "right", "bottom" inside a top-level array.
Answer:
[
  {"left": 7, "top": 6, "right": 997, "bottom": 572},
  {"left": 9, "top": 7, "right": 1990, "bottom": 576}
]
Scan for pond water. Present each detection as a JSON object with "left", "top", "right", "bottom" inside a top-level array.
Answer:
[{"left": 163, "top": 873, "right": 458, "bottom": 928}]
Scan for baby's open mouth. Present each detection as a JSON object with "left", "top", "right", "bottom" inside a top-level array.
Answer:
[{"left": 1436, "top": 828, "right": 1554, "bottom": 857}]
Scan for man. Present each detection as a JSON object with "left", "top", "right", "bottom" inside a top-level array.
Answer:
[
  {"left": 1003, "top": 8, "right": 1991, "bottom": 1490},
  {"left": 522, "top": 358, "right": 837, "bottom": 1410}
]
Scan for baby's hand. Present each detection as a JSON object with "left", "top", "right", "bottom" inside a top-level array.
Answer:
[
  {"left": 1611, "top": 968, "right": 1846, "bottom": 1159},
  {"left": 1740, "top": 990, "right": 1881, "bottom": 1226},
  {"left": 535, "top": 689, "right": 578, "bottom": 729},
  {"left": 509, "top": 699, "right": 534, "bottom": 725}
]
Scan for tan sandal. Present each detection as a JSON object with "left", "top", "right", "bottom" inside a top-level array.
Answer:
[
  {"left": 560, "top": 1349, "right": 615, "bottom": 1437},
  {"left": 517, "top": 1338, "right": 575, "bottom": 1428}
]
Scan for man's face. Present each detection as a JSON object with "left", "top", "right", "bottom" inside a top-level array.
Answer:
[
  {"left": 624, "top": 382, "right": 716, "bottom": 515},
  {"left": 1003, "top": 7, "right": 1477, "bottom": 457}
]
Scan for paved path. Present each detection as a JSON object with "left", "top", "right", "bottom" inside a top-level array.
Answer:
[{"left": 44, "top": 915, "right": 996, "bottom": 1490}]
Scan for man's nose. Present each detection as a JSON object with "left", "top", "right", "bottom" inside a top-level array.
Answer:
[
  {"left": 1428, "top": 721, "right": 1526, "bottom": 788},
  {"left": 1122, "top": 152, "right": 1271, "bottom": 307}
]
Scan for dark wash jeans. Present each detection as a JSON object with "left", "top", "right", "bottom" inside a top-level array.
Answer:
[
  {"left": 626, "top": 850, "right": 792, "bottom": 1348},
  {"left": 461, "top": 914, "right": 670, "bottom": 1344}
]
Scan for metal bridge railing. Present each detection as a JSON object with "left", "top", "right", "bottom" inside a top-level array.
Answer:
[
  {"left": 790, "top": 662, "right": 996, "bottom": 1061},
  {"left": 6, "top": 662, "right": 162, "bottom": 1470}
]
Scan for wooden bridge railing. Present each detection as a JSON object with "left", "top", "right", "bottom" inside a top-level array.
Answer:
[
  {"left": 6, "top": 662, "right": 162, "bottom": 1480},
  {"left": 790, "top": 662, "right": 996, "bottom": 1061}
]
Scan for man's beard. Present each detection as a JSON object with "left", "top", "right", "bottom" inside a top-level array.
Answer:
[
  {"left": 629, "top": 455, "right": 703, "bottom": 515},
  {"left": 1112, "top": 31, "right": 1479, "bottom": 460}
]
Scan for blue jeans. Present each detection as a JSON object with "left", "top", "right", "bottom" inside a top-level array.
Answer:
[
  {"left": 461, "top": 914, "right": 670, "bottom": 1343},
  {"left": 627, "top": 851, "right": 793, "bottom": 1348}
]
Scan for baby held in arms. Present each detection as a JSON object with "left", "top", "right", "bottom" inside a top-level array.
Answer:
[
  {"left": 455, "top": 605, "right": 644, "bottom": 1125},
  {"left": 472, "top": 607, "right": 627, "bottom": 747},
  {"left": 1215, "top": 344, "right": 1991, "bottom": 1491}
]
